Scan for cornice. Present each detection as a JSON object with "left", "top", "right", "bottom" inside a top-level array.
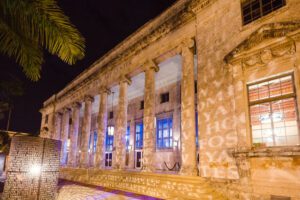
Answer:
[{"left": 224, "top": 21, "right": 300, "bottom": 64}]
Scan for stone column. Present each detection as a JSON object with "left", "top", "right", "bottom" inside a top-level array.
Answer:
[
  {"left": 142, "top": 60, "right": 159, "bottom": 172},
  {"left": 80, "top": 96, "right": 94, "bottom": 168},
  {"left": 95, "top": 88, "right": 110, "bottom": 169},
  {"left": 53, "top": 112, "right": 62, "bottom": 140},
  {"left": 113, "top": 76, "right": 131, "bottom": 170},
  {"left": 68, "top": 102, "right": 81, "bottom": 167},
  {"left": 89, "top": 131, "right": 95, "bottom": 167},
  {"left": 180, "top": 39, "right": 197, "bottom": 176},
  {"left": 60, "top": 107, "right": 71, "bottom": 165}
]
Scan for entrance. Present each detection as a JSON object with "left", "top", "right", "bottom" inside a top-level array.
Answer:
[
  {"left": 135, "top": 150, "right": 142, "bottom": 169},
  {"left": 105, "top": 152, "right": 112, "bottom": 167}
]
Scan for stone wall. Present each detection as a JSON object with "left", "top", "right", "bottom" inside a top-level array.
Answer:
[
  {"left": 59, "top": 167, "right": 226, "bottom": 200},
  {"left": 2, "top": 136, "right": 61, "bottom": 200},
  {"left": 195, "top": 0, "right": 300, "bottom": 199}
]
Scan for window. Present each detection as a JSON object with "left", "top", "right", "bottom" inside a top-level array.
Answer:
[
  {"left": 45, "top": 115, "right": 48, "bottom": 124},
  {"left": 109, "top": 111, "right": 114, "bottom": 119},
  {"left": 195, "top": 81, "right": 197, "bottom": 94},
  {"left": 105, "top": 152, "right": 112, "bottom": 167},
  {"left": 89, "top": 131, "right": 97, "bottom": 153},
  {"left": 156, "top": 117, "right": 173, "bottom": 149},
  {"left": 105, "top": 126, "right": 114, "bottom": 151},
  {"left": 160, "top": 92, "right": 169, "bottom": 103},
  {"left": 69, "top": 118, "right": 72, "bottom": 125},
  {"left": 135, "top": 122, "right": 143, "bottom": 149},
  {"left": 140, "top": 101, "right": 144, "bottom": 110},
  {"left": 248, "top": 74, "right": 299, "bottom": 146},
  {"left": 126, "top": 125, "right": 130, "bottom": 151},
  {"left": 241, "top": 0, "right": 286, "bottom": 25}
]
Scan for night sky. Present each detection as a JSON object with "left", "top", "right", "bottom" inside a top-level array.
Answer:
[{"left": 0, "top": 0, "right": 176, "bottom": 134}]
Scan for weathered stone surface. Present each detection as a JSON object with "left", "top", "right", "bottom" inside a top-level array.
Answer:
[
  {"left": 68, "top": 102, "right": 81, "bottom": 167},
  {"left": 61, "top": 108, "right": 71, "bottom": 165},
  {"left": 113, "top": 77, "right": 131, "bottom": 170},
  {"left": 80, "top": 96, "right": 94, "bottom": 167},
  {"left": 53, "top": 112, "right": 62, "bottom": 140},
  {"left": 39, "top": 0, "right": 300, "bottom": 199},
  {"left": 95, "top": 89, "right": 109, "bottom": 169},
  {"left": 3, "top": 136, "right": 61, "bottom": 200},
  {"left": 59, "top": 168, "right": 226, "bottom": 200},
  {"left": 142, "top": 61, "right": 159, "bottom": 172},
  {"left": 180, "top": 39, "right": 197, "bottom": 176}
]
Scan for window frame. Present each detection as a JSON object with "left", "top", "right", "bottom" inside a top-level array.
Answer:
[
  {"left": 156, "top": 117, "right": 173, "bottom": 149},
  {"left": 160, "top": 92, "right": 170, "bottom": 104},
  {"left": 135, "top": 122, "right": 143, "bottom": 150},
  {"left": 105, "top": 125, "right": 114, "bottom": 151},
  {"left": 241, "top": 0, "right": 286, "bottom": 25},
  {"left": 247, "top": 73, "right": 300, "bottom": 147},
  {"left": 125, "top": 125, "right": 130, "bottom": 151}
]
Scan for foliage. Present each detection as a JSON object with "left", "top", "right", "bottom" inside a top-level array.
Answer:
[
  {"left": 0, "top": 131, "right": 10, "bottom": 154},
  {"left": 0, "top": 0, "right": 85, "bottom": 81},
  {"left": 0, "top": 73, "right": 24, "bottom": 120}
]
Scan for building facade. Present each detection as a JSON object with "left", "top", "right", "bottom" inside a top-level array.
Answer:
[{"left": 40, "top": 0, "right": 300, "bottom": 199}]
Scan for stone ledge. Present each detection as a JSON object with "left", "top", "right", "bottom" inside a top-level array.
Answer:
[
  {"left": 59, "top": 168, "right": 227, "bottom": 200},
  {"left": 229, "top": 146, "right": 300, "bottom": 158}
]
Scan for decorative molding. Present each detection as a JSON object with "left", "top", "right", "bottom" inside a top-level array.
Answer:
[
  {"left": 225, "top": 21, "right": 300, "bottom": 64},
  {"left": 99, "top": 87, "right": 111, "bottom": 95},
  {"left": 119, "top": 75, "right": 132, "bottom": 85},
  {"left": 143, "top": 60, "right": 159, "bottom": 72},
  {"left": 241, "top": 40, "right": 295, "bottom": 67},
  {"left": 84, "top": 95, "right": 94, "bottom": 103},
  {"left": 71, "top": 102, "right": 81, "bottom": 109}
]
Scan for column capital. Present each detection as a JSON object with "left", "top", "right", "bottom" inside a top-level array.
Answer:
[
  {"left": 71, "top": 102, "right": 81, "bottom": 109},
  {"left": 55, "top": 111, "right": 63, "bottom": 116},
  {"left": 143, "top": 60, "right": 159, "bottom": 72},
  {"left": 119, "top": 75, "right": 132, "bottom": 85},
  {"left": 99, "top": 86, "right": 111, "bottom": 95},
  {"left": 84, "top": 95, "right": 94, "bottom": 103},
  {"left": 63, "top": 107, "right": 71, "bottom": 113},
  {"left": 178, "top": 38, "right": 195, "bottom": 53}
]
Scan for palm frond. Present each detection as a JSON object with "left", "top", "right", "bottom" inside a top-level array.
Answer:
[
  {"left": 0, "top": 19, "right": 43, "bottom": 81},
  {"left": 1, "top": 0, "right": 85, "bottom": 65}
]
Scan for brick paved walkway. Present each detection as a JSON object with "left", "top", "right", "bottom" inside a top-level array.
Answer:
[{"left": 58, "top": 180, "right": 160, "bottom": 200}]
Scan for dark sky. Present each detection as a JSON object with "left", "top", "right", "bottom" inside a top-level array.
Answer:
[{"left": 0, "top": 0, "right": 176, "bottom": 134}]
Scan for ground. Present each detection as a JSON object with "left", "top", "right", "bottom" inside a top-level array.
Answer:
[{"left": 57, "top": 180, "right": 160, "bottom": 200}]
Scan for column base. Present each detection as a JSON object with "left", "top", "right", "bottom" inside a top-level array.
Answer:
[
  {"left": 141, "top": 165, "right": 155, "bottom": 173},
  {"left": 179, "top": 166, "right": 198, "bottom": 176}
]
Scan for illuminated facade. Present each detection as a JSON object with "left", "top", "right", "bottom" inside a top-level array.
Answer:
[{"left": 40, "top": 0, "right": 300, "bottom": 199}]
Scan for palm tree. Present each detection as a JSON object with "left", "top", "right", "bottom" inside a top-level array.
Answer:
[
  {"left": 0, "top": 0, "right": 85, "bottom": 81},
  {"left": 0, "top": 72, "right": 24, "bottom": 130}
]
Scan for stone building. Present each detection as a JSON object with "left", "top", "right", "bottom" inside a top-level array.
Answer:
[{"left": 40, "top": 0, "right": 300, "bottom": 199}]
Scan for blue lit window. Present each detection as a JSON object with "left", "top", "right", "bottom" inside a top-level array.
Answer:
[
  {"left": 88, "top": 131, "right": 98, "bottom": 152},
  {"left": 93, "top": 131, "right": 97, "bottom": 152},
  {"left": 126, "top": 125, "right": 130, "bottom": 151},
  {"left": 106, "top": 126, "right": 114, "bottom": 151},
  {"left": 156, "top": 118, "right": 173, "bottom": 149},
  {"left": 135, "top": 122, "right": 143, "bottom": 149}
]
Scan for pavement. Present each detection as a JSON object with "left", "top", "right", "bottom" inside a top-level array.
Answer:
[{"left": 57, "top": 180, "right": 161, "bottom": 200}]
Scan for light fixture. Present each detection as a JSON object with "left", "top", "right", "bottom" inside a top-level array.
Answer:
[
  {"left": 29, "top": 164, "right": 41, "bottom": 176},
  {"left": 173, "top": 140, "right": 178, "bottom": 148},
  {"left": 108, "top": 126, "right": 114, "bottom": 136},
  {"left": 67, "top": 138, "right": 70, "bottom": 148},
  {"left": 127, "top": 145, "right": 132, "bottom": 151}
]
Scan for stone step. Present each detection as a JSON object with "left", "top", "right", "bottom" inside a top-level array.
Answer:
[{"left": 60, "top": 168, "right": 227, "bottom": 200}]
